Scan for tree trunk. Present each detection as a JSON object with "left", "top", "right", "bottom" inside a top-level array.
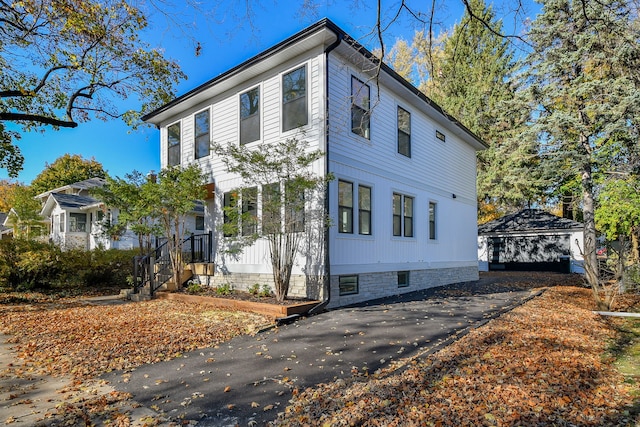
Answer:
[{"left": 580, "top": 135, "right": 603, "bottom": 307}]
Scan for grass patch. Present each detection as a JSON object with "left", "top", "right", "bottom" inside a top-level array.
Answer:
[{"left": 610, "top": 318, "right": 640, "bottom": 424}]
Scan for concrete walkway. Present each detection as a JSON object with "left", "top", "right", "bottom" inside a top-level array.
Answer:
[{"left": 103, "top": 280, "right": 541, "bottom": 426}]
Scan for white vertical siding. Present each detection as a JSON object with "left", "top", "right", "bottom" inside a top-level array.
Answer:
[{"left": 327, "top": 50, "right": 480, "bottom": 276}]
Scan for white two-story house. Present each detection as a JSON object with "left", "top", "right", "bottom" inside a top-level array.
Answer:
[{"left": 143, "top": 19, "right": 487, "bottom": 308}]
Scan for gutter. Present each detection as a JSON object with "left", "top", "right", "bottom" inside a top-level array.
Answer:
[{"left": 307, "top": 31, "right": 343, "bottom": 316}]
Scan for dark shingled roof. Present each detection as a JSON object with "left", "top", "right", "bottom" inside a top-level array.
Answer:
[
  {"left": 478, "top": 209, "right": 583, "bottom": 234},
  {"left": 51, "top": 193, "right": 99, "bottom": 210}
]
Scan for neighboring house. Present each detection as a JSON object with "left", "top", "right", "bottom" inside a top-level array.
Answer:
[
  {"left": 143, "top": 19, "right": 487, "bottom": 308},
  {"left": 478, "top": 209, "right": 585, "bottom": 274},
  {"left": 36, "top": 178, "right": 131, "bottom": 250},
  {"left": 36, "top": 178, "right": 206, "bottom": 251},
  {"left": 0, "top": 212, "right": 13, "bottom": 239}
]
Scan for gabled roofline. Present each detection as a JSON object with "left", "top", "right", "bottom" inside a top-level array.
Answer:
[{"left": 142, "top": 18, "right": 487, "bottom": 149}]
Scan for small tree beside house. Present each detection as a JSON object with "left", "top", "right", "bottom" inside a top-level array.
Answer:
[
  {"left": 92, "top": 171, "right": 163, "bottom": 255},
  {"left": 147, "top": 165, "right": 207, "bottom": 288},
  {"left": 213, "top": 137, "right": 331, "bottom": 302}
]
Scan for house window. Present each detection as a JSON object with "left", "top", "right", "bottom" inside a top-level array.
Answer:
[
  {"left": 285, "top": 181, "right": 305, "bottom": 233},
  {"left": 393, "top": 193, "right": 414, "bottom": 237},
  {"left": 397, "top": 106, "right": 411, "bottom": 157},
  {"left": 195, "top": 215, "right": 205, "bottom": 231},
  {"left": 338, "top": 180, "right": 353, "bottom": 233},
  {"left": 351, "top": 76, "right": 370, "bottom": 139},
  {"left": 58, "top": 213, "right": 64, "bottom": 232},
  {"left": 262, "top": 183, "right": 281, "bottom": 234},
  {"left": 339, "top": 275, "right": 359, "bottom": 295},
  {"left": 223, "top": 191, "right": 237, "bottom": 237},
  {"left": 240, "top": 87, "right": 260, "bottom": 144},
  {"left": 398, "top": 271, "right": 410, "bottom": 288},
  {"left": 242, "top": 187, "right": 258, "bottom": 236},
  {"left": 282, "top": 66, "right": 307, "bottom": 131},
  {"left": 429, "top": 202, "right": 437, "bottom": 240},
  {"left": 194, "top": 109, "right": 210, "bottom": 159},
  {"left": 358, "top": 185, "right": 371, "bottom": 235},
  {"left": 69, "top": 213, "right": 87, "bottom": 232},
  {"left": 167, "top": 122, "right": 181, "bottom": 166},
  {"left": 436, "top": 130, "right": 446, "bottom": 142}
]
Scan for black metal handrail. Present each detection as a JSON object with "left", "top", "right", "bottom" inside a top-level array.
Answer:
[{"left": 132, "top": 231, "right": 213, "bottom": 297}]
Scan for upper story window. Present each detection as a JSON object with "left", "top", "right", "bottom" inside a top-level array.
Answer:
[
  {"left": 194, "top": 109, "right": 210, "bottom": 159},
  {"left": 351, "top": 76, "right": 370, "bottom": 139},
  {"left": 167, "top": 122, "right": 181, "bottom": 166},
  {"left": 397, "top": 106, "right": 411, "bottom": 157},
  {"left": 282, "top": 66, "right": 307, "bottom": 132},
  {"left": 240, "top": 87, "right": 260, "bottom": 144},
  {"left": 393, "top": 193, "right": 414, "bottom": 237}
]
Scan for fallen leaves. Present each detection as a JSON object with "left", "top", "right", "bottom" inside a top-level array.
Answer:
[
  {"left": 0, "top": 299, "right": 273, "bottom": 380},
  {"left": 278, "top": 286, "right": 638, "bottom": 426}
]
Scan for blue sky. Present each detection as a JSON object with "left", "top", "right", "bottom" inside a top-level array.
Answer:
[{"left": 3, "top": 0, "right": 534, "bottom": 184}]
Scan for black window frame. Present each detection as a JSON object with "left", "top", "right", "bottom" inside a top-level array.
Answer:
[
  {"left": 195, "top": 215, "right": 205, "bottom": 231},
  {"left": 351, "top": 76, "right": 370, "bottom": 139},
  {"left": 398, "top": 271, "right": 410, "bottom": 288},
  {"left": 358, "top": 184, "right": 372, "bottom": 235},
  {"left": 240, "top": 87, "right": 260, "bottom": 145},
  {"left": 436, "top": 130, "right": 446, "bottom": 142},
  {"left": 223, "top": 191, "right": 237, "bottom": 237},
  {"left": 194, "top": 109, "right": 210, "bottom": 159},
  {"left": 393, "top": 193, "right": 414, "bottom": 238},
  {"left": 241, "top": 187, "right": 258, "bottom": 236},
  {"left": 429, "top": 201, "right": 437, "bottom": 240},
  {"left": 262, "top": 183, "right": 281, "bottom": 235},
  {"left": 167, "top": 122, "right": 181, "bottom": 166},
  {"left": 284, "top": 181, "right": 305, "bottom": 233},
  {"left": 338, "top": 180, "right": 353, "bottom": 234},
  {"left": 339, "top": 275, "right": 359, "bottom": 296},
  {"left": 282, "top": 65, "right": 308, "bottom": 132},
  {"left": 397, "top": 106, "right": 411, "bottom": 157}
]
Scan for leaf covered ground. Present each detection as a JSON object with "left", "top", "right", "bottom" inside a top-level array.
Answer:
[
  {"left": 278, "top": 286, "right": 640, "bottom": 426},
  {"left": 0, "top": 299, "right": 273, "bottom": 380}
]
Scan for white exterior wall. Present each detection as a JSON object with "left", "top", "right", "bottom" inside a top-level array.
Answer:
[
  {"left": 326, "top": 50, "right": 479, "bottom": 306},
  {"left": 157, "top": 48, "right": 328, "bottom": 299}
]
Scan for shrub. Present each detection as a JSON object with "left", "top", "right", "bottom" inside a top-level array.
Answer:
[
  {"left": 186, "top": 280, "right": 204, "bottom": 294},
  {"left": 215, "top": 282, "right": 233, "bottom": 296},
  {"left": 248, "top": 283, "right": 260, "bottom": 296},
  {"left": 0, "top": 239, "right": 137, "bottom": 292},
  {"left": 259, "top": 284, "right": 272, "bottom": 297}
]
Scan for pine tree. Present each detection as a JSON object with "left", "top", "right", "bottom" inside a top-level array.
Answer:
[{"left": 524, "top": 0, "right": 640, "bottom": 307}]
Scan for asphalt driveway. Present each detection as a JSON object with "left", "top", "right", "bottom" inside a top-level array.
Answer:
[{"left": 103, "top": 273, "right": 552, "bottom": 426}]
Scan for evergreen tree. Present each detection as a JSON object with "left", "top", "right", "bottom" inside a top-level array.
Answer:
[
  {"left": 524, "top": 0, "right": 640, "bottom": 307},
  {"left": 391, "top": 0, "right": 542, "bottom": 216}
]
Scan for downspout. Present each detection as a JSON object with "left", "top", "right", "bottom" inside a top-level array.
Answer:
[{"left": 308, "top": 31, "right": 342, "bottom": 316}]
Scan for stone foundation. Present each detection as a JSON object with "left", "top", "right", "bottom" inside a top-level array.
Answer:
[
  {"left": 192, "top": 265, "right": 478, "bottom": 308},
  {"left": 327, "top": 266, "right": 479, "bottom": 308}
]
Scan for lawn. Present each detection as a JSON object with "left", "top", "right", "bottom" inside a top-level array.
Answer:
[
  {"left": 1, "top": 283, "right": 639, "bottom": 426},
  {"left": 278, "top": 286, "right": 640, "bottom": 426},
  {"left": 0, "top": 299, "right": 273, "bottom": 380}
]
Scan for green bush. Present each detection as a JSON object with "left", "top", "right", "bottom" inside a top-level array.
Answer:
[{"left": 0, "top": 239, "right": 137, "bottom": 292}]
